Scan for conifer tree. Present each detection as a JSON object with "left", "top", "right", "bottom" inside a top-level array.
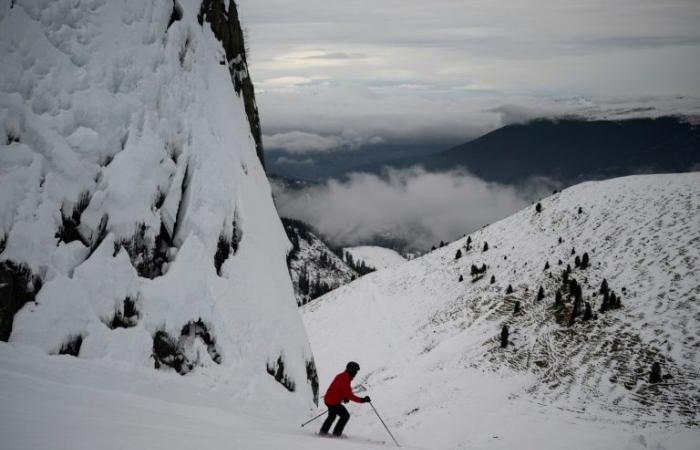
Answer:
[
  {"left": 599, "top": 278, "right": 609, "bottom": 295},
  {"left": 649, "top": 362, "right": 662, "bottom": 384},
  {"left": 490, "top": 275, "right": 495, "bottom": 284},
  {"left": 558, "top": 237, "right": 563, "bottom": 244},
  {"left": 537, "top": 286, "right": 545, "bottom": 301},
  {"left": 574, "top": 255, "right": 581, "bottom": 268},
  {"left": 600, "top": 290, "right": 610, "bottom": 312},
  {"left": 535, "top": 202, "right": 542, "bottom": 213},
  {"left": 544, "top": 261, "right": 550, "bottom": 271},
  {"left": 483, "top": 241, "right": 489, "bottom": 252},
  {"left": 458, "top": 274, "right": 463, "bottom": 282},
  {"left": 578, "top": 206, "right": 583, "bottom": 214},
  {"left": 580, "top": 252, "right": 589, "bottom": 269},
  {"left": 481, "top": 263, "right": 487, "bottom": 273},
  {"left": 455, "top": 249, "right": 462, "bottom": 260},
  {"left": 555, "top": 289, "right": 562, "bottom": 305},
  {"left": 500, "top": 325, "right": 509, "bottom": 348},
  {"left": 514, "top": 301, "right": 521, "bottom": 314},
  {"left": 583, "top": 302, "right": 593, "bottom": 321},
  {"left": 506, "top": 284, "right": 513, "bottom": 294},
  {"left": 470, "top": 264, "right": 478, "bottom": 276},
  {"left": 571, "top": 247, "right": 576, "bottom": 255}
]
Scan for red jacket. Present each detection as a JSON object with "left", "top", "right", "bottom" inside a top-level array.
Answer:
[{"left": 324, "top": 371, "right": 362, "bottom": 406}]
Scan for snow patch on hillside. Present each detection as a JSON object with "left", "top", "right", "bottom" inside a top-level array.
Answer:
[{"left": 344, "top": 246, "right": 407, "bottom": 271}]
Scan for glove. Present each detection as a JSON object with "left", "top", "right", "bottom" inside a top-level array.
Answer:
[
  {"left": 362, "top": 396, "right": 371, "bottom": 403},
  {"left": 343, "top": 397, "right": 349, "bottom": 404}
]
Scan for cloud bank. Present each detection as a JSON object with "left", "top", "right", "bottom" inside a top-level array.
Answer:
[{"left": 272, "top": 167, "right": 556, "bottom": 252}]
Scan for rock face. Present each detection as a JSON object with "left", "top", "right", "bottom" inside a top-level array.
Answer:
[
  {"left": 198, "top": 0, "right": 264, "bottom": 167},
  {"left": 0, "top": 0, "right": 316, "bottom": 406},
  {"left": 282, "top": 218, "right": 358, "bottom": 306}
]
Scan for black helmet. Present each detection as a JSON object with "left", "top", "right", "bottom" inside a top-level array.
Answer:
[{"left": 346, "top": 361, "right": 360, "bottom": 374}]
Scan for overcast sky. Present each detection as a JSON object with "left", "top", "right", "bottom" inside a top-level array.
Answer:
[{"left": 236, "top": 0, "right": 700, "bottom": 149}]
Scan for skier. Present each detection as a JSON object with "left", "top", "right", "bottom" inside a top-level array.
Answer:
[{"left": 319, "top": 361, "right": 370, "bottom": 437}]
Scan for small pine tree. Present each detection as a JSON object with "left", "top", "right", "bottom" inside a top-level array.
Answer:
[
  {"left": 458, "top": 274, "right": 463, "bottom": 282},
  {"left": 582, "top": 302, "right": 593, "bottom": 321},
  {"left": 649, "top": 362, "right": 662, "bottom": 384},
  {"left": 558, "top": 237, "right": 563, "bottom": 244},
  {"left": 470, "top": 264, "right": 478, "bottom": 276},
  {"left": 544, "top": 261, "right": 550, "bottom": 271},
  {"left": 506, "top": 284, "right": 513, "bottom": 294},
  {"left": 571, "top": 247, "right": 576, "bottom": 255},
  {"left": 580, "top": 252, "right": 589, "bottom": 269},
  {"left": 500, "top": 325, "right": 509, "bottom": 348},
  {"left": 431, "top": 245, "right": 436, "bottom": 251},
  {"left": 490, "top": 275, "right": 495, "bottom": 284},
  {"left": 574, "top": 255, "right": 581, "bottom": 268},
  {"left": 600, "top": 290, "right": 610, "bottom": 312},
  {"left": 562, "top": 269, "right": 569, "bottom": 283},
  {"left": 467, "top": 236, "right": 472, "bottom": 246},
  {"left": 537, "top": 286, "right": 545, "bottom": 301},
  {"left": 455, "top": 249, "right": 462, "bottom": 260},
  {"left": 578, "top": 206, "right": 583, "bottom": 214},
  {"left": 514, "top": 301, "right": 521, "bottom": 314},
  {"left": 599, "top": 278, "right": 609, "bottom": 295},
  {"left": 483, "top": 242, "right": 489, "bottom": 252},
  {"left": 557, "top": 259, "right": 562, "bottom": 265},
  {"left": 566, "top": 264, "right": 572, "bottom": 274},
  {"left": 535, "top": 202, "right": 542, "bottom": 213},
  {"left": 554, "top": 289, "right": 562, "bottom": 305},
  {"left": 439, "top": 240, "right": 446, "bottom": 248},
  {"left": 480, "top": 263, "right": 487, "bottom": 273},
  {"left": 568, "top": 296, "right": 581, "bottom": 326}
]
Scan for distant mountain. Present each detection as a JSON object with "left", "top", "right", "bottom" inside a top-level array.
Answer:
[{"left": 421, "top": 117, "right": 700, "bottom": 184}]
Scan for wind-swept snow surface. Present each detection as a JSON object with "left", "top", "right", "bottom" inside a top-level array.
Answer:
[
  {"left": 304, "top": 173, "right": 700, "bottom": 449},
  {"left": 0, "top": 0, "right": 317, "bottom": 414}
]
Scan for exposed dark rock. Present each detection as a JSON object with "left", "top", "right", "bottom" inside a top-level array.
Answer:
[
  {"left": 198, "top": 0, "right": 264, "bottom": 167},
  {"left": 306, "top": 359, "right": 319, "bottom": 405},
  {"left": 266, "top": 355, "right": 296, "bottom": 392},
  {"left": 0, "top": 261, "right": 42, "bottom": 341},
  {"left": 58, "top": 335, "right": 83, "bottom": 356}
]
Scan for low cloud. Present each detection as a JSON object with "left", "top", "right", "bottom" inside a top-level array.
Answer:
[
  {"left": 272, "top": 166, "right": 555, "bottom": 252},
  {"left": 264, "top": 129, "right": 385, "bottom": 154}
]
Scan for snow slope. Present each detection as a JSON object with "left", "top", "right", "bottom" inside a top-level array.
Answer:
[
  {"left": 344, "top": 246, "right": 408, "bottom": 271},
  {"left": 303, "top": 173, "right": 700, "bottom": 449},
  {"left": 0, "top": 0, "right": 316, "bottom": 409},
  {"left": 0, "top": 343, "right": 386, "bottom": 450}
]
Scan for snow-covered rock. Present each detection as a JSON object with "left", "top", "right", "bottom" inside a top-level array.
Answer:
[
  {"left": 0, "top": 0, "right": 317, "bottom": 407},
  {"left": 282, "top": 218, "right": 357, "bottom": 306},
  {"left": 344, "top": 246, "right": 407, "bottom": 271},
  {"left": 303, "top": 173, "right": 700, "bottom": 449}
]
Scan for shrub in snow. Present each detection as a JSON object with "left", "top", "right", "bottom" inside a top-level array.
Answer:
[
  {"left": 109, "top": 297, "right": 139, "bottom": 329},
  {"left": 56, "top": 191, "right": 91, "bottom": 246},
  {"left": 0, "top": 261, "right": 42, "bottom": 341},
  {"left": 152, "top": 320, "right": 221, "bottom": 375},
  {"left": 58, "top": 335, "right": 83, "bottom": 357}
]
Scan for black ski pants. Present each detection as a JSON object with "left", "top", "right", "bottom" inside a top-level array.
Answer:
[{"left": 320, "top": 403, "right": 350, "bottom": 436}]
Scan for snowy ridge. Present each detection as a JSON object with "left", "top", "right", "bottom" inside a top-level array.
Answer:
[
  {"left": 0, "top": 0, "right": 316, "bottom": 407},
  {"left": 344, "top": 246, "right": 407, "bottom": 271},
  {"left": 303, "top": 173, "right": 700, "bottom": 449}
]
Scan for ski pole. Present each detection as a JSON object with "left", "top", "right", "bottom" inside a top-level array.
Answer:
[
  {"left": 369, "top": 402, "right": 400, "bottom": 447},
  {"left": 300, "top": 410, "right": 328, "bottom": 427}
]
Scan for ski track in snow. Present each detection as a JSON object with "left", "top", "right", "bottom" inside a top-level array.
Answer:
[{"left": 304, "top": 173, "right": 700, "bottom": 450}]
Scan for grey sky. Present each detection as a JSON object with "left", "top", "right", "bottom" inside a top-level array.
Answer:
[{"left": 236, "top": 0, "right": 700, "bottom": 147}]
